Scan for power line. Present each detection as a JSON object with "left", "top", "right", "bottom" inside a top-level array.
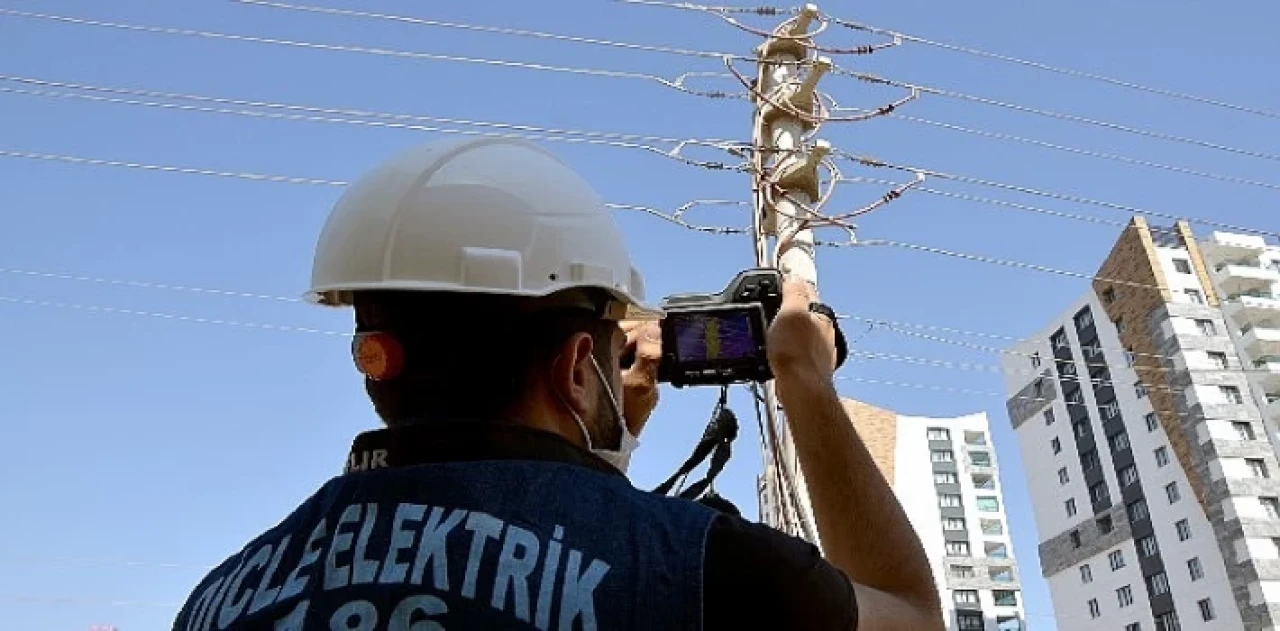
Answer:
[
  {"left": 841, "top": 153, "right": 1279, "bottom": 238},
  {"left": 0, "top": 82, "right": 745, "bottom": 172},
  {"left": 825, "top": 15, "right": 1280, "bottom": 121},
  {"left": 886, "top": 113, "right": 1280, "bottom": 193},
  {"left": 232, "top": 0, "right": 739, "bottom": 60},
  {"left": 834, "top": 70, "right": 1280, "bottom": 165},
  {"left": 0, "top": 8, "right": 742, "bottom": 99}
]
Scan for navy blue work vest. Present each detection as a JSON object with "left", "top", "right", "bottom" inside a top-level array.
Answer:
[{"left": 172, "top": 446, "right": 719, "bottom": 630}]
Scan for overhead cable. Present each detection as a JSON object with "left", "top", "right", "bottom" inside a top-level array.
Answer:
[{"left": 0, "top": 8, "right": 743, "bottom": 100}]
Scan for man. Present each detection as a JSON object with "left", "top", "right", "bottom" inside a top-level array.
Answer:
[{"left": 173, "top": 138, "right": 942, "bottom": 630}]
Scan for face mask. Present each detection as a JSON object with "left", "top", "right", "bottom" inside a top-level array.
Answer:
[{"left": 559, "top": 355, "right": 640, "bottom": 474}]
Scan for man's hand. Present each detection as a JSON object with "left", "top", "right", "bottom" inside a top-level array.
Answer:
[
  {"left": 619, "top": 320, "right": 662, "bottom": 435},
  {"left": 765, "top": 279, "right": 838, "bottom": 387}
]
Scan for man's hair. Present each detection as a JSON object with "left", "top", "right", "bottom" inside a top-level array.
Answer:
[{"left": 353, "top": 290, "right": 618, "bottom": 425}]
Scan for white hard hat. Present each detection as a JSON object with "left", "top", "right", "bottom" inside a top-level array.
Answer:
[{"left": 305, "top": 137, "right": 659, "bottom": 320}]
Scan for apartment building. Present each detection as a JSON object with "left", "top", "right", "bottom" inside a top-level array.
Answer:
[
  {"left": 762, "top": 399, "right": 1026, "bottom": 631},
  {"left": 1001, "top": 218, "right": 1280, "bottom": 630}
]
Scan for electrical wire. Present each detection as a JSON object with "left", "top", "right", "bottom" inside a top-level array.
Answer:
[
  {"left": 232, "top": 0, "right": 741, "bottom": 60},
  {"left": 0, "top": 147, "right": 750, "bottom": 235},
  {"left": 882, "top": 112, "right": 1280, "bottom": 193},
  {"left": 0, "top": 8, "right": 744, "bottom": 100},
  {"left": 0, "top": 82, "right": 747, "bottom": 173},
  {"left": 825, "top": 16, "right": 1280, "bottom": 121},
  {"left": 839, "top": 153, "right": 1280, "bottom": 238},
  {"left": 0, "top": 75, "right": 734, "bottom": 146}
]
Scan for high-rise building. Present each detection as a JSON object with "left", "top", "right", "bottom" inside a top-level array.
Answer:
[
  {"left": 763, "top": 398, "right": 1027, "bottom": 631},
  {"left": 1001, "top": 217, "right": 1280, "bottom": 630}
]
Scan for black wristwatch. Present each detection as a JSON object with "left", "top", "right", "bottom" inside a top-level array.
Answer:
[{"left": 807, "top": 302, "right": 849, "bottom": 369}]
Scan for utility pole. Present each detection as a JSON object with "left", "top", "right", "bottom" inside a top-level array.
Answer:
[{"left": 751, "top": 4, "right": 831, "bottom": 545}]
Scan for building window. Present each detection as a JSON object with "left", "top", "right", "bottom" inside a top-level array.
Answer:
[
  {"left": 1209, "top": 351, "right": 1229, "bottom": 370},
  {"left": 939, "top": 494, "right": 962, "bottom": 508},
  {"left": 951, "top": 564, "right": 975, "bottom": 578},
  {"left": 1120, "top": 464, "right": 1139, "bottom": 486},
  {"left": 1100, "top": 401, "right": 1121, "bottom": 420},
  {"left": 1197, "top": 598, "right": 1215, "bottom": 621},
  {"left": 1137, "top": 535, "right": 1159, "bottom": 558},
  {"left": 1058, "top": 467, "right": 1070, "bottom": 485},
  {"left": 989, "top": 566, "right": 1014, "bottom": 582},
  {"left": 954, "top": 589, "right": 979, "bottom": 604},
  {"left": 1234, "top": 421, "right": 1257, "bottom": 441},
  {"left": 1175, "top": 519, "right": 1192, "bottom": 541},
  {"left": 1074, "top": 419, "right": 1090, "bottom": 438},
  {"left": 1090, "top": 481, "right": 1110, "bottom": 504},
  {"left": 1125, "top": 348, "right": 1136, "bottom": 367},
  {"left": 927, "top": 428, "right": 951, "bottom": 441},
  {"left": 996, "top": 615, "right": 1022, "bottom": 631},
  {"left": 1173, "top": 258, "right": 1192, "bottom": 274},
  {"left": 1154, "top": 446, "right": 1170, "bottom": 467},
  {"left": 1114, "top": 318, "right": 1126, "bottom": 335},
  {"left": 1145, "top": 412, "right": 1159, "bottom": 432},
  {"left": 1262, "top": 497, "right": 1280, "bottom": 520},
  {"left": 1117, "top": 585, "right": 1134, "bottom": 607},
  {"left": 1155, "top": 611, "right": 1181, "bottom": 631},
  {"left": 965, "top": 430, "right": 988, "bottom": 446},
  {"left": 993, "top": 590, "right": 1018, "bottom": 607},
  {"left": 1082, "top": 449, "right": 1100, "bottom": 471},
  {"left": 1165, "top": 482, "right": 1181, "bottom": 504},
  {"left": 1184, "top": 288, "right": 1205, "bottom": 304},
  {"left": 1080, "top": 563, "right": 1093, "bottom": 583},
  {"left": 1135, "top": 382, "right": 1149, "bottom": 398},
  {"left": 1109, "top": 431, "right": 1131, "bottom": 453},
  {"left": 946, "top": 541, "right": 971, "bottom": 556},
  {"left": 1076, "top": 308, "right": 1095, "bottom": 329},
  {"left": 934, "top": 472, "right": 958, "bottom": 484},
  {"left": 1044, "top": 409, "right": 1056, "bottom": 425},
  {"left": 976, "top": 496, "right": 1000, "bottom": 513},
  {"left": 1051, "top": 437, "right": 1062, "bottom": 454},
  {"left": 1126, "top": 623, "right": 1141, "bottom": 631},
  {"left": 1109, "top": 549, "right": 1126, "bottom": 571},
  {"left": 981, "top": 519, "right": 1004, "bottom": 535},
  {"left": 1188, "top": 557, "right": 1203, "bottom": 581},
  {"left": 1146, "top": 571, "right": 1170, "bottom": 597},
  {"left": 1220, "top": 385, "right": 1244, "bottom": 404},
  {"left": 1102, "top": 287, "right": 1116, "bottom": 304},
  {"left": 970, "top": 451, "right": 992, "bottom": 467},
  {"left": 1196, "top": 318, "right": 1217, "bottom": 336},
  {"left": 1128, "top": 498, "right": 1150, "bottom": 522},
  {"left": 973, "top": 474, "right": 996, "bottom": 490},
  {"left": 986, "top": 542, "right": 1009, "bottom": 559},
  {"left": 1065, "top": 498, "right": 1077, "bottom": 517},
  {"left": 944, "top": 518, "right": 967, "bottom": 531},
  {"left": 957, "top": 613, "right": 984, "bottom": 631},
  {"left": 931, "top": 450, "right": 954, "bottom": 463},
  {"left": 1097, "top": 515, "right": 1114, "bottom": 534},
  {"left": 1031, "top": 352, "right": 1041, "bottom": 368},
  {"left": 1087, "top": 598, "right": 1101, "bottom": 619},
  {"left": 1052, "top": 330, "right": 1069, "bottom": 349},
  {"left": 1070, "top": 530, "right": 1082, "bottom": 548},
  {"left": 1248, "top": 459, "right": 1270, "bottom": 478}
]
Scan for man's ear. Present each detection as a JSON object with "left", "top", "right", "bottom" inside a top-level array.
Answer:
[{"left": 549, "top": 332, "right": 597, "bottom": 417}]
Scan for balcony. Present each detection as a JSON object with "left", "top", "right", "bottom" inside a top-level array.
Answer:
[
  {"left": 1213, "top": 262, "right": 1280, "bottom": 296},
  {"left": 1225, "top": 295, "right": 1280, "bottom": 326},
  {"left": 1242, "top": 325, "right": 1280, "bottom": 358},
  {"left": 1256, "top": 359, "right": 1280, "bottom": 392},
  {"left": 1267, "top": 395, "right": 1280, "bottom": 420},
  {"left": 1201, "top": 231, "right": 1268, "bottom": 264}
]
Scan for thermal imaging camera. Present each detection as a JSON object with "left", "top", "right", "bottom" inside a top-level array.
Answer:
[{"left": 656, "top": 268, "right": 785, "bottom": 388}]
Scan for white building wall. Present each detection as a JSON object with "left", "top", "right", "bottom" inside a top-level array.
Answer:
[{"left": 897, "top": 412, "right": 1026, "bottom": 631}]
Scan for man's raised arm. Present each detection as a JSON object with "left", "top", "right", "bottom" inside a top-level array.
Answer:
[{"left": 767, "top": 281, "right": 944, "bottom": 631}]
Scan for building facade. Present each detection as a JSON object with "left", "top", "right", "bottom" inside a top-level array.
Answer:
[
  {"left": 1002, "top": 218, "right": 1280, "bottom": 630},
  {"left": 763, "top": 399, "right": 1027, "bottom": 631}
]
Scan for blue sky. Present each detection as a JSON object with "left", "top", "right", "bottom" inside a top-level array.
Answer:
[{"left": 2, "top": 1, "right": 1278, "bottom": 629}]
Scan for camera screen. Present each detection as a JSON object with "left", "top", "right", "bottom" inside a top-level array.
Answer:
[{"left": 672, "top": 309, "right": 759, "bottom": 362}]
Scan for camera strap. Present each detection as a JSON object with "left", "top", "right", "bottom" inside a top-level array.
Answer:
[{"left": 652, "top": 386, "right": 739, "bottom": 504}]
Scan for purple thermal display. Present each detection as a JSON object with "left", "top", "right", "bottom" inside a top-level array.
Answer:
[{"left": 673, "top": 311, "right": 755, "bottom": 361}]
